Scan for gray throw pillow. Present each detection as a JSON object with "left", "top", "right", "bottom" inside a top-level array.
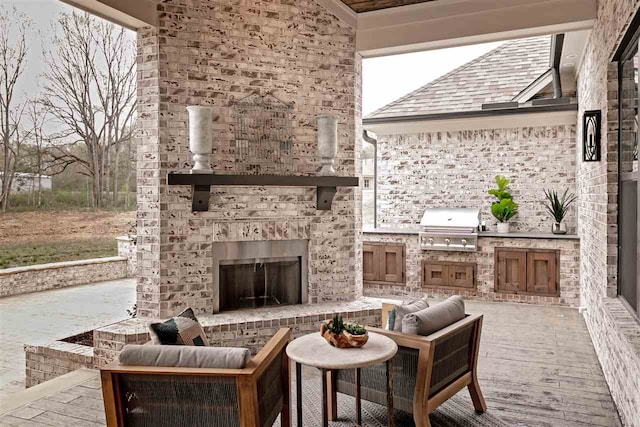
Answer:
[
  {"left": 389, "top": 297, "right": 430, "bottom": 331},
  {"left": 119, "top": 344, "right": 251, "bottom": 369},
  {"left": 402, "top": 295, "right": 465, "bottom": 336}
]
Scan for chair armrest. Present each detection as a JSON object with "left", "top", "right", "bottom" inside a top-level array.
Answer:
[
  {"left": 368, "top": 313, "right": 483, "bottom": 349},
  {"left": 367, "top": 327, "right": 433, "bottom": 350}
]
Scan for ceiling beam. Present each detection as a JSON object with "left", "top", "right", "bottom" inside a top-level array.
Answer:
[
  {"left": 356, "top": 0, "right": 597, "bottom": 57},
  {"left": 59, "top": 0, "right": 158, "bottom": 30}
]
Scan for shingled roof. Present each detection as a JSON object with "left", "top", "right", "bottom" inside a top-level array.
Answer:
[{"left": 366, "top": 36, "right": 552, "bottom": 119}]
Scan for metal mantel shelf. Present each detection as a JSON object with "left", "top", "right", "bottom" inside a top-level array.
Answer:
[{"left": 167, "top": 173, "right": 359, "bottom": 212}]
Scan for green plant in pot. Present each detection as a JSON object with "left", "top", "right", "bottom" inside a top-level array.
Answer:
[
  {"left": 543, "top": 189, "right": 576, "bottom": 234},
  {"left": 488, "top": 175, "right": 518, "bottom": 233},
  {"left": 320, "top": 315, "right": 369, "bottom": 348}
]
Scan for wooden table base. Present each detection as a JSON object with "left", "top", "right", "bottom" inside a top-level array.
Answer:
[
  {"left": 387, "top": 359, "right": 395, "bottom": 427},
  {"left": 294, "top": 362, "right": 394, "bottom": 427},
  {"left": 296, "top": 363, "right": 302, "bottom": 427}
]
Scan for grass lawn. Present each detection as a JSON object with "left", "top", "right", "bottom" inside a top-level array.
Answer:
[{"left": 0, "top": 238, "right": 118, "bottom": 269}]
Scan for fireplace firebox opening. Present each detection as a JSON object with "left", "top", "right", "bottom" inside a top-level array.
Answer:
[{"left": 213, "top": 240, "right": 308, "bottom": 313}]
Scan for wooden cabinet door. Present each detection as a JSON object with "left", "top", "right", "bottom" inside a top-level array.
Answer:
[
  {"left": 381, "top": 244, "right": 405, "bottom": 283},
  {"left": 496, "top": 249, "right": 527, "bottom": 293},
  {"left": 448, "top": 264, "right": 475, "bottom": 289},
  {"left": 527, "top": 250, "right": 559, "bottom": 296},
  {"left": 423, "top": 262, "right": 449, "bottom": 287},
  {"left": 362, "top": 244, "right": 379, "bottom": 282}
]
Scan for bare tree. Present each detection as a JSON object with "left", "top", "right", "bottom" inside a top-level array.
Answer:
[
  {"left": 0, "top": 7, "right": 31, "bottom": 211},
  {"left": 25, "top": 101, "right": 49, "bottom": 207},
  {"left": 41, "top": 12, "right": 136, "bottom": 208}
]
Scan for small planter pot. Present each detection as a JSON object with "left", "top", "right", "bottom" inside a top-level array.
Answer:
[
  {"left": 320, "top": 322, "right": 369, "bottom": 348},
  {"left": 551, "top": 222, "right": 567, "bottom": 235},
  {"left": 497, "top": 222, "right": 510, "bottom": 233}
]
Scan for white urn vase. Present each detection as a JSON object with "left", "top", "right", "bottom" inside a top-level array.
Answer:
[
  {"left": 497, "top": 222, "right": 510, "bottom": 233},
  {"left": 187, "top": 106, "right": 214, "bottom": 173},
  {"left": 317, "top": 115, "right": 338, "bottom": 175}
]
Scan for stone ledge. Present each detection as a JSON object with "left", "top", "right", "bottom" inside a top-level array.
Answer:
[
  {"left": 0, "top": 257, "right": 128, "bottom": 298},
  {"left": 0, "top": 256, "right": 126, "bottom": 276},
  {"left": 95, "top": 298, "right": 383, "bottom": 335}
]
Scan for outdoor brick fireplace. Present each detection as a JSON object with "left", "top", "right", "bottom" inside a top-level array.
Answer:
[{"left": 134, "top": 0, "right": 363, "bottom": 319}]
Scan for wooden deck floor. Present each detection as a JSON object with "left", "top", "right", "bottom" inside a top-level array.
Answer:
[{"left": 0, "top": 301, "right": 622, "bottom": 426}]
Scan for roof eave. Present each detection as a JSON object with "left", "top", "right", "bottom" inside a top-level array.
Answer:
[{"left": 363, "top": 102, "right": 578, "bottom": 125}]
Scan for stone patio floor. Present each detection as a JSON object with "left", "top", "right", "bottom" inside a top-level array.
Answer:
[
  {"left": 0, "top": 300, "right": 622, "bottom": 426},
  {"left": 0, "top": 278, "right": 136, "bottom": 397}
]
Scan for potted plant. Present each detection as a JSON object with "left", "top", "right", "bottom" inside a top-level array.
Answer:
[
  {"left": 543, "top": 189, "right": 576, "bottom": 234},
  {"left": 343, "top": 323, "right": 369, "bottom": 347},
  {"left": 488, "top": 175, "right": 518, "bottom": 233},
  {"left": 320, "top": 315, "right": 369, "bottom": 348}
]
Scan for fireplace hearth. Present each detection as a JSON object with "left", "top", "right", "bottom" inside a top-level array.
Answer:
[{"left": 213, "top": 240, "right": 308, "bottom": 313}]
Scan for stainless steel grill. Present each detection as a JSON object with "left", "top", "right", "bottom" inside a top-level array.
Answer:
[{"left": 419, "top": 208, "right": 480, "bottom": 252}]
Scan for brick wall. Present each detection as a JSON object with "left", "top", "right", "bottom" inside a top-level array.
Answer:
[
  {"left": 363, "top": 232, "right": 580, "bottom": 307},
  {"left": 24, "top": 341, "right": 94, "bottom": 388},
  {"left": 135, "top": 0, "right": 362, "bottom": 318},
  {"left": 0, "top": 257, "right": 127, "bottom": 298},
  {"left": 376, "top": 125, "right": 577, "bottom": 232},
  {"left": 577, "top": 0, "right": 640, "bottom": 425},
  {"left": 116, "top": 236, "right": 137, "bottom": 277}
]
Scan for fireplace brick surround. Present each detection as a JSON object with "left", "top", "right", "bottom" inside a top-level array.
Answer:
[{"left": 136, "top": 0, "right": 363, "bottom": 318}]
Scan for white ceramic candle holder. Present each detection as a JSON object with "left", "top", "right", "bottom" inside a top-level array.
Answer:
[
  {"left": 187, "top": 106, "right": 214, "bottom": 173},
  {"left": 316, "top": 115, "right": 338, "bottom": 175}
]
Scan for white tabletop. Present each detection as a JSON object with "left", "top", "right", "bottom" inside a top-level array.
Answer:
[{"left": 286, "top": 332, "right": 398, "bottom": 370}]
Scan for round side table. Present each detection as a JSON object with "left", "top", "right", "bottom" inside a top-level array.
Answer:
[{"left": 286, "top": 332, "right": 398, "bottom": 427}]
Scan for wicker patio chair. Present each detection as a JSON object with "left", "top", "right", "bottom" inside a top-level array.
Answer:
[
  {"left": 100, "top": 328, "right": 291, "bottom": 427},
  {"left": 327, "top": 304, "right": 486, "bottom": 427}
]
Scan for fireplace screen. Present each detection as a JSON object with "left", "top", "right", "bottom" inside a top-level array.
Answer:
[{"left": 219, "top": 257, "right": 301, "bottom": 311}]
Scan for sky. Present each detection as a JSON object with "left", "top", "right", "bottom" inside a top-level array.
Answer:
[
  {"left": 1, "top": 0, "right": 136, "bottom": 105},
  {"left": 362, "top": 43, "right": 503, "bottom": 116},
  {"left": 3, "top": 0, "right": 502, "bottom": 116}
]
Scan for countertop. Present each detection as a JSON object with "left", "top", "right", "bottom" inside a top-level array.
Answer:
[{"left": 362, "top": 227, "right": 580, "bottom": 240}]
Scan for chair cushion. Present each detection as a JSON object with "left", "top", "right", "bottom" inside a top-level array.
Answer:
[
  {"left": 387, "top": 297, "right": 430, "bottom": 331},
  {"left": 119, "top": 344, "right": 251, "bottom": 369},
  {"left": 401, "top": 295, "right": 465, "bottom": 336},
  {"left": 149, "top": 307, "right": 210, "bottom": 346}
]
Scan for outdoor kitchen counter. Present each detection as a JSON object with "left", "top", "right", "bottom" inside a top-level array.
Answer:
[
  {"left": 362, "top": 228, "right": 581, "bottom": 307},
  {"left": 362, "top": 227, "right": 579, "bottom": 240}
]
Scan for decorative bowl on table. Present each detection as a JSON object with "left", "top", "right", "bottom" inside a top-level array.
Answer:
[{"left": 320, "top": 315, "right": 369, "bottom": 348}]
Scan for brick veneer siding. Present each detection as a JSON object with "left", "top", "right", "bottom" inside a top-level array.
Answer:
[
  {"left": 363, "top": 232, "right": 580, "bottom": 307},
  {"left": 0, "top": 257, "right": 127, "bottom": 298},
  {"left": 376, "top": 125, "right": 577, "bottom": 232},
  {"left": 116, "top": 236, "right": 137, "bottom": 277},
  {"left": 135, "top": 0, "right": 362, "bottom": 318},
  {"left": 577, "top": 0, "right": 640, "bottom": 425}
]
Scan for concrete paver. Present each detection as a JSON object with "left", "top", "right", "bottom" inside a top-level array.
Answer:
[{"left": 0, "top": 279, "right": 135, "bottom": 395}]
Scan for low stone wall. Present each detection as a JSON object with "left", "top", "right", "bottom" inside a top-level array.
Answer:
[
  {"left": 24, "top": 341, "right": 94, "bottom": 388},
  {"left": 363, "top": 231, "right": 581, "bottom": 307},
  {"left": 25, "top": 299, "right": 383, "bottom": 387},
  {"left": 0, "top": 257, "right": 128, "bottom": 298}
]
